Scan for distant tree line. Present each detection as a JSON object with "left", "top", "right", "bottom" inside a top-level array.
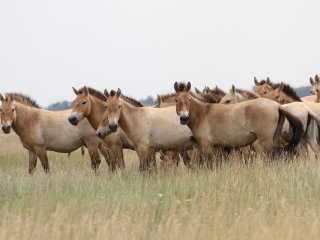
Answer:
[{"left": 46, "top": 86, "right": 311, "bottom": 110}]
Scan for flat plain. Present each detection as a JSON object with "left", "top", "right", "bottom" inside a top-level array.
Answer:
[{"left": 1, "top": 133, "right": 320, "bottom": 240}]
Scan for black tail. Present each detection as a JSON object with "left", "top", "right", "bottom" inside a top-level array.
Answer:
[{"left": 279, "top": 108, "right": 304, "bottom": 151}]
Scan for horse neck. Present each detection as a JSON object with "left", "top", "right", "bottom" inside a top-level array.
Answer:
[
  {"left": 86, "top": 96, "right": 106, "bottom": 129},
  {"left": 237, "top": 94, "right": 248, "bottom": 103},
  {"left": 118, "top": 99, "right": 138, "bottom": 135},
  {"left": 11, "top": 102, "right": 39, "bottom": 135},
  {"left": 188, "top": 94, "right": 210, "bottom": 131}
]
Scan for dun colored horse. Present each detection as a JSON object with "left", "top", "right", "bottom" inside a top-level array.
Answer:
[
  {"left": 301, "top": 75, "right": 320, "bottom": 103},
  {"left": 174, "top": 82, "right": 303, "bottom": 162},
  {"left": 254, "top": 77, "right": 272, "bottom": 96},
  {"left": 221, "top": 85, "right": 320, "bottom": 157},
  {"left": 68, "top": 86, "right": 138, "bottom": 171},
  {"left": 96, "top": 89, "right": 195, "bottom": 171},
  {"left": 0, "top": 93, "right": 110, "bottom": 174}
]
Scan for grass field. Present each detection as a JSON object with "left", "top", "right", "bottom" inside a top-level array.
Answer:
[{"left": 1, "top": 133, "right": 320, "bottom": 240}]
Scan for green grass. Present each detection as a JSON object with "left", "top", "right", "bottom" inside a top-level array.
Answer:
[{"left": 1, "top": 133, "right": 320, "bottom": 240}]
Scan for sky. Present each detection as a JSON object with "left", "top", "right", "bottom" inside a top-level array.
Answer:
[{"left": 0, "top": 0, "right": 320, "bottom": 106}]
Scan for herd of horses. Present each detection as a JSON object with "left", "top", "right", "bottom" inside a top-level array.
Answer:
[{"left": 1, "top": 75, "right": 320, "bottom": 174}]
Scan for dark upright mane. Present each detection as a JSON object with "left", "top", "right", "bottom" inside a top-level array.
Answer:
[
  {"left": 7, "top": 93, "right": 40, "bottom": 108},
  {"left": 121, "top": 95, "right": 144, "bottom": 107},
  {"left": 279, "top": 83, "right": 302, "bottom": 102},
  {"left": 78, "top": 87, "right": 107, "bottom": 101},
  {"left": 210, "top": 86, "right": 226, "bottom": 96},
  {"left": 108, "top": 89, "right": 143, "bottom": 107},
  {"left": 158, "top": 93, "right": 175, "bottom": 102}
]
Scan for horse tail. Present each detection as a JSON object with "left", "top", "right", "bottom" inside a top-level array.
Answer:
[{"left": 279, "top": 108, "right": 304, "bottom": 151}]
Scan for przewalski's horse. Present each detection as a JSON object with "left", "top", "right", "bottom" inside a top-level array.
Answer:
[
  {"left": 68, "top": 86, "right": 138, "bottom": 171},
  {"left": 220, "top": 85, "right": 320, "bottom": 157},
  {"left": 0, "top": 93, "right": 110, "bottom": 174},
  {"left": 254, "top": 77, "right": 272, "bottom": 96},
  {"left": 174, "top": 82, "right": 304, "bottom": 162},
  {"left": 301, "top": 75, "right": 320, "bottom": 103},
  {"left": 220, "top": 84, "right": 260, "bottom": 104},
  {"left": 96, "top": 89, "right": 195, "bottom": 171}
]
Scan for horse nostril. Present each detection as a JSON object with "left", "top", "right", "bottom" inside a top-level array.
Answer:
[
  {"left": 180, "top": 116, "right": 189, "bottom": 125},
  {"left": 2, "top": 125, "right": 11, "bottom": 134},
  {"left": 68, "top": 116, "right": 78, "bottom": 125},
  {"left": 109, "top": 124, "right": 118, "bottom": 132},
  {"left": 96, "top": 130, "right": 106, "bottom": 139}
]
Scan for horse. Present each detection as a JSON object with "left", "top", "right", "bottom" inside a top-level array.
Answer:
[
  {"left": 220, "top": 84, "right": 260, "bottom": 104},
  {"left": 96, "top": 89, "right": 195, "bottom": 171},
  {"left": 0, "top": 93, "right": 110, "bottom": 174},
  {"left": 173, "top": 82, "right": 304, "bottom": 164},
  {"left": 220, "top": 85, "right": 320, "bottom": 157},
  {"left": 301, "top": 75, "right": 320, "bottom": 103},
  {"left": 254, "top": 77, "right": 272, "bottom": 96},
  {"left": 68, "top": 86, "right": 140, "bottom": 171}
]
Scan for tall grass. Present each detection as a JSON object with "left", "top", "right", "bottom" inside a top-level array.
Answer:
[{"left": 0, "top": 133, "right": 320, "bottom": 240}]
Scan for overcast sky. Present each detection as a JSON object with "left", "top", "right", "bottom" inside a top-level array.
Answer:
[{"left": 1, "top": 0, "right": 320, "bottom": 106}]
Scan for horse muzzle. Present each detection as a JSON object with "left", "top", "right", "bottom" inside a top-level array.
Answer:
[
  {"left": 180, "top": 116, "right": 189, "bottom": 125},
  {"left": 96, "top": 128, "right": 107, "bottom": 139},
  {"left": 68, "top": 115, "right": 79, "bottom": 125},
  {"left": 109, "top": 123, "right": 118, "bottom": 132},
  {"left": 2, "top": 125, "right": 11, "bottom": 134}
]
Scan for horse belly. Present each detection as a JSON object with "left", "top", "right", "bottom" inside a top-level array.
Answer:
[{"left": 149, "top": 128, "right": 192, "bottom": 150}]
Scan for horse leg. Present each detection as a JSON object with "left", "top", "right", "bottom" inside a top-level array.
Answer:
[
  {"left": 98, "top": 143, "right": 111, "bottom": 167},
  {"left": 305, "top": 120, "right": 320, "bottom": 159},
  {"left": 114, "top": 146, "right": 125, "bottom": 170},
  {"left": 136, "top": 145, "right": 150, "bottom": 171},
  {"left": 87, "top": 147, "right": 101, "bottom": 172},
  {"left": 148, "top": 149, "right": 157, "bottom": 171},
  {"left": 28, "top": 150, "right": 37, "bottom": 174},
  {"left": 35, "top": 147, "right": 50, "bottom": 173}
]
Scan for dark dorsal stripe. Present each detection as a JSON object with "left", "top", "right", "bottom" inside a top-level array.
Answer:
[{"left": 7, "top": 93, "right": 40, "bottom": 108}]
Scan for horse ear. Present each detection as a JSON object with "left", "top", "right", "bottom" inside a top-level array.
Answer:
[
  {"left": 174, "top": 82, "right": 179, "bottom": 92},
  {"left": 231, "top": 84, "right": 236, "bottom": 93},
  {"left": 315, "top": 75, "right": 319, "bottom": 83},
  {"left": 104, "top": 89, "right": 110, "bottom": 98},
  {"left": 195, "top": 87, "right": 200, "bottom": 94},
  {"left": 266, "top": 77, "right": 271, "bottom": 85},
  {"left": 83, "top": 86, "right": 89, "bottom": 96},
  {"left": 72, "top": 87, "right": 78, "bottom": 95},
  {"left": 254, "top": 77, "right": 258, "bottom": 86},
  {"left": 116, "top": 88, "right": 121, "bottom": 97},
  {"left": 158, "top": 150, "right": 165, "bottom": 160},
  {"left": 204, "top": 86, "right": 210, "bottom": 93},
  {"left": 8, "top": 93, "right": 13, "bottom": 102},
  {"left": 310, "top": 77, "right": 314, "bottom": 85},
  {"left": 0, "top": 93, "right": 6, "bottom": 102},
  {"left": 186, "top": 82, "right": 191, "bottom": 92}
]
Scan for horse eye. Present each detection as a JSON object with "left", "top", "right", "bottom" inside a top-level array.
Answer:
[
  {"left": 11, "top": 109, "right": 15, "bottom": 112},
  {"left": 225, "top": 100, "right": 231, "bottom": 104},
  {"left": 82, "top": 101, "right": 87, "bottom": 105},
  {"left": 118, "top": 105, "right": 122, "bottom": 109},
  {"left": 174, "top": 99, "right": 178, "bottom": 103},
  {"left": 188, "top": 99, "right": 191, "bottom": 102},
  {"left": 104, "top": 105, "right": 108, "bottom": 109},
  {"left": 263, "top": 91, "right": 267, "bottom": 95}
]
